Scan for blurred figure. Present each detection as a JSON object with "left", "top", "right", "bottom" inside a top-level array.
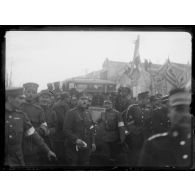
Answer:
[
  {"left": 5, "top": 87, "right": 56, "bottom": 167},
  {"left": 139, "top": 88, "right": 192, "bottom": 168},
  {"left": 63, "top": 94, "right": 96, "bottom": 166}
]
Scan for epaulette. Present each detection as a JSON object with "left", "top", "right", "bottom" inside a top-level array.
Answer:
[
  {"left": 148, "top": 132, "right": 168, "bottom": 141},
  {"left": 22, "top": 102, "right": 41, "bottom": 110},
  {"left": 112, "top": 108, "right": 119, "bottom": 113},
  {"left": 70, "top": 107, "right": 77, "bottom": 112},
  {"left": 126, "top": 104, "right": 138, "bottom": 112},
  {"left": 15, "top": 109, "right": 25, "bottom": 114},
  {"left": 15, "top": 109, "right": 27, "bottom": 117},
  {"left": 154, "top": 107, "right": 161, "bottom": 111}
]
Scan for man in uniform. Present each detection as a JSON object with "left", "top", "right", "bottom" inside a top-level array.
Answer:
[
  {"left": 149, "top": 95, "right": 158, "bottom": 110},
  {"left": 115, "top": 87, "right": 131, "bottom": 112},
  {"left": 69, "top": 95, "right": 78, "bottom": 109},
  {"left": 122, "top": 91, "right": 152, "bottom": 166},
  {"left": 5, "top": 87, "right": 56, "bottom": 167},
  {"left": 47, "top": 83, "right": 53, "bottom": 92},
  {"left": 150, "top": 95, "right": 171, "bottom": 136},
  {"left": 52, "top": 91, "right": 71, "bottom": 165},
  {"left": 93, "top": 99, "right": 128, "bottom": 166},
  {"left": 53, "top": 81, "right": 61, "bottom": 95},
  {"left": 139, "top": 88, "right": 192, "bottom": 168},
  {"left": 21, "top": 82, "right": 50, "bottom": 166},
  {"left": 63, "top": 94, "right": 96, "bottom": 166},
  {"left": 38, "top": 90, "right": 57, "bottom": 155}
]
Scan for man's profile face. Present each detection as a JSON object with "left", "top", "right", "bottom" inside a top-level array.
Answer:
[{"left": 9, "top": 95, "right": 26, "bottom": 109}]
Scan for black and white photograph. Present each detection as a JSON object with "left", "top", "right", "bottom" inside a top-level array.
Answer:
[{"left": 1, "top": 27, "right": 193, "bottom": 170}]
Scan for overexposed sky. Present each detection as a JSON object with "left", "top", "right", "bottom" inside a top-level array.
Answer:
[{"left": 6, "top": 31, "right": 191, "bottom": 90}]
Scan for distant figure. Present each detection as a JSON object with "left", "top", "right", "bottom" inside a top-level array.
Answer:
[
  {"left": 115, "top": 87, "right": 131, "bottom": 112},
  {"left": 53, "top": 81, "right": 61, "bottom": 95},
  {"left": 47, "top": 83, "right": 53, "bottom": 91}
]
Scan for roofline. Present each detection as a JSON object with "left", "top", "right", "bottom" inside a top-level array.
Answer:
[{"left": 62, "top": 78, "right": 116, "bottom": 85}]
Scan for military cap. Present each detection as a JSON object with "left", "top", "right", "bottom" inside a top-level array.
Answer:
[
  {"left": 150, "top": 95, "right": 156, "bottom": 102},
  {"left": 169, "top": 88, "right": 191, "bottom": 107},
  {"left": 54, "top": 81, "right": 60, "bottom": 87},
  {"left": 39, "top": 89, "right": 52, "bottom": 96},
  {"left": 78, "top": 93, "right": 89, "bottom": 100},
  {"left": 138, "top": 91, "right": 149, "bottom": 99},
  {"left": 23, "top": 82, "right": 39, "bottom": 90},
  {"left": 6, "top": 87, "right": 24, "bottom": 97}
]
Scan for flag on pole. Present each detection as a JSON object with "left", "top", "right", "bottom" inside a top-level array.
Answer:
[
  {"left": 133, "top": 35, "right": 141, "bottom": 69},
  {"left": 130, "top": 35, "right": 141, "bottom": 77},
  {"left": 164, "top": 59, "right": 191, "bottom": 89}
]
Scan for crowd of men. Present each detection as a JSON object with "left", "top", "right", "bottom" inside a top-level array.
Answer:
[{"left": 5, "top": 82, "right": 193, "bottom": 169}]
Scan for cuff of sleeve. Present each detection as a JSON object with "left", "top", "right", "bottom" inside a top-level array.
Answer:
[
  {"left": 26, "top": 126, "right": 35, "bottom": 136},
  {"left": 118, "top": 121, "right": 125, "bottom": 127}
]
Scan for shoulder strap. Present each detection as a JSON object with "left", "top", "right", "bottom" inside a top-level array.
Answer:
[{"left": 148, "top": 132, "right": 168, "bottom": 141}]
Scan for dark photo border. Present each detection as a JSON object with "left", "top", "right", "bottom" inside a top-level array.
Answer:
[{"left": 0, "top": 25, "right": 194, "bottom": 171}]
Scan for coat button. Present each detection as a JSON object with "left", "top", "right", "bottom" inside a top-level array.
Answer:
[
  {"left": 172, "top": 131, "right": 178, "bottom": 137},
  {"left": 9, "top": 115, "right": 12, "bottom": 119},
  {"left": 182, "top": 154, "right": 188, "bottom": 159},
  {"left": 9, "top": 125, "right": 13, "bottom": 128},
  {"left": 9, "top": 135, "right": 13, "bottom": 139},
  {"left": 180, "top": 141, "right": 186, "bottom": 146}
]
